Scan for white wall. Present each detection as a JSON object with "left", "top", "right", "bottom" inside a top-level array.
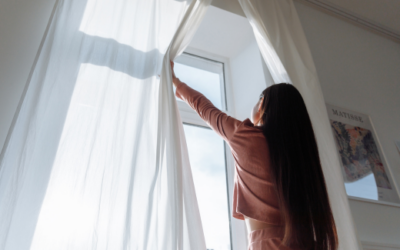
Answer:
[
  {"left": 230, "top": 40, "right": 271, "bottom": 120},
  {"left": 294, "top": 1, "right": 400, "bottom": 247},
  {"left": 0, "top": 0, "right": 56, "bottom": 147},
  {"left": 186, "top": 5, "right": 272, "bottom": 122}
]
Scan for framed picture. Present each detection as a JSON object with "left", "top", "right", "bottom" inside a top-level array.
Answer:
[{"left": 326, "top": 104, "right": 400, "bottom": 204}]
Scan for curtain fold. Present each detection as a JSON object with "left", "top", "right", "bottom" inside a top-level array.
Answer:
[
  {"left": 0, "top": 0, "right": 211, "bottom": 249},
  {"left": 238, "top": 0, "right": 361, "bottom": 249},
  {"left": 156, "top": 0, "right": 213, "bottom": 249}
]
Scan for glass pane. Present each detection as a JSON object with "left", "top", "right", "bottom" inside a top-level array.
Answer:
[
  {"left": 174, "top": 60, "right": 223, "bottom": 109},
  {"left": 184, "top": 124, "right": 231, "bottom": 250}
]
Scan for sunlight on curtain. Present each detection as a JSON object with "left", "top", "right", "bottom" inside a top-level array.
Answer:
[
  {"left": 238, "top": 0, "right": 362, "bottom": 249},
  {"left": 30, "top": 64, "right": 159, "bottom": 249},
  {"left": 0, "top": 0, "right": 212, "bottom": 249},
  {"left": 79, "top": 0, "right": 185, "bottom": 49}
]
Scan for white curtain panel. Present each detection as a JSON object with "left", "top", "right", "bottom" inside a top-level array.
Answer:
[
  {"left": 0, "top": 0, "right": 211, "bottom": 249},
  {"left": 238, "top": 0, "right": 361, "bottom": 249}
]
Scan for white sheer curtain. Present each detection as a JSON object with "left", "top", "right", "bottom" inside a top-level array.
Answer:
[
  {"left": 0, "top": 0, "right": 211, "bottom": 249},
  {"left": 238, "top": 0, "right": 361, "bottom": 249}
]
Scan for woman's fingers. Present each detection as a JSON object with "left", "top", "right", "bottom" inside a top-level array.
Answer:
[
  {"left": 169, "top": 60, "right": 181, "bottom": 88},
  {"left": 170, "top": 60, "right": 174, "bottom": 73},
  {"left": 170, "top": 60, "right": 176, "bottom": 79}
]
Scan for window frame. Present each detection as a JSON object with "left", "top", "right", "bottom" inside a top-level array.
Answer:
[
  {"left": 175, "top": 52, "right": 227, "bottom": 111},
  {"left": 176, "top": 47, "right": 248, "bottom": 250},
  {"left": 175, "top": 47, "right": 236, "bottom": 127}
]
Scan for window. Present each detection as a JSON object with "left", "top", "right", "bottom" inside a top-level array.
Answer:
[
  {"left": 184, "top": 124, "right": 231, "bottom": 250},
  {"left": 175, "top": 53, "right": 226, "bottom": 110},
  {"left": 175, "top": 51, "right": 235, "bottom": 250}
]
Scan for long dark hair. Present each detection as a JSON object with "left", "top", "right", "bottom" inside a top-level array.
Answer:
[{"left": 259, "top": 83, "right": 338, "bottom": 250}]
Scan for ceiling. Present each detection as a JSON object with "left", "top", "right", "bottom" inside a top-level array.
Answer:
[
  {"left": 189, "top": 6, "right": 255, "bottom": 59},
  {"left": 211, "top": 0, "right": 400, "bottom": 42},
  {"left": 304, "top": 0, "right": 400, "bottom": 41},
  {"left": 321, "top": 0, "right": 400, "bottom": 35}
]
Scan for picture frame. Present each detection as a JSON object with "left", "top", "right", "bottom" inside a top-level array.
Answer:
[{"left": 326, "top": 104, "right": 400, "bottom": 204}]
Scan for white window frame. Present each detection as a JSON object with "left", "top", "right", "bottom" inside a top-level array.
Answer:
[
  {"left": 175, "top": 53, "right": 227, "bottom": 111},
  {"left": 176, "top": 47, "right": 248, "bottom": 250}
]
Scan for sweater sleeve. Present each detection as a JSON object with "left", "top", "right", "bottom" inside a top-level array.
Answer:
[{"left": 175, "top": 83, "right": 242, "bottom": 142}]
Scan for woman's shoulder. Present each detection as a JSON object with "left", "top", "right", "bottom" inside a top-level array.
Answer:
[
  {"left": 239, "top": 118, "right": 264, "bottom": 132},
  {"left": 243, "top": 118, "right": 253, "bottom": 126},
  {"left": 230, "top": 118, "right": 266, "bottom": 145}
]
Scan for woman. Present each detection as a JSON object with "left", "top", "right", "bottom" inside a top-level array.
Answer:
[{"left": 170, "top": 61, "right": 338, "bottom": 250}]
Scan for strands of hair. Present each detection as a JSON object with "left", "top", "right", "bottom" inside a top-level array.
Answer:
[{"left": 259, "top": 83, "right": 338, "bottom": 250}]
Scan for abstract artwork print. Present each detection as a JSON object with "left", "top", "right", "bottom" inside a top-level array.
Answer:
[{"left": 330, "top": 121, "right": 391, "bottom": 189}]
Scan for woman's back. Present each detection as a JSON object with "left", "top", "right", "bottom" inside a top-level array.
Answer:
[{"left": 228, "top": 119, "right": 283, "bottom": 226}]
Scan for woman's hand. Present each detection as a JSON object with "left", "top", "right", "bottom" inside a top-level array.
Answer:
[{"left": 170, "top": 60, "right": 183, "bottom": 88}]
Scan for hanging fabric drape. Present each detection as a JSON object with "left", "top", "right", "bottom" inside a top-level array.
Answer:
[
  {"left": 238, "top": 0, "right": 361, "bottom": 249},
  {"left": 0, "top": 0, "right": 211, "bottom": 249}
]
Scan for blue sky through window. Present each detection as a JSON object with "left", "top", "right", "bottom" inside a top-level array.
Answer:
[
  {"left": 174, "top": 62, "right": 223, "bottom": 109},
  {"left": 183, "top": 124, "right": 231, "bottom": 250}
]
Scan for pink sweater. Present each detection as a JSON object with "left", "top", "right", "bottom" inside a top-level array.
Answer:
[{"left": 176, "top": 83, "right": 283, "bottom": 226}]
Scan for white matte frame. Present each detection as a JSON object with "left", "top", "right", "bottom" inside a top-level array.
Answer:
[{"left": 176, "top": 47, "right": 248, "bottom": 250}]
